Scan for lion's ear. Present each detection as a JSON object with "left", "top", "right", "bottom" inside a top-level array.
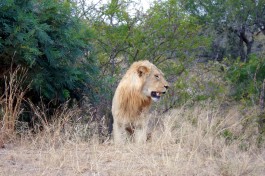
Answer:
[{"left": 137, "top": 66, "right": 149, "bottom": 77}]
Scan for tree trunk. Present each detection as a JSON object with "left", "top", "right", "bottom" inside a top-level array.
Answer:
[
  {"left": 239, "top": 28, "right": 254, "bottom": 62},
  {"left": 246, "top": 40, "right": 253, "bottom": 58},
  {"left": 239, "top": 37, "right": 246, "bottom": 62}
]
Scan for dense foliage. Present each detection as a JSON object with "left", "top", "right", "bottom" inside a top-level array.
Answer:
[
  {"left": 180, "top": 0, "right": 265, "bottom": 62},
  {"left": 0, "top": 0, "right": 99, "bottom": 104},
  {"left": 227, "top": 55, "right": 265, "bottom": 104}
]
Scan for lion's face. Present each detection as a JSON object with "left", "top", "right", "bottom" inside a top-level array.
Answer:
[{"left": 138, "top": 63, "right": 169, "bottom": 102}]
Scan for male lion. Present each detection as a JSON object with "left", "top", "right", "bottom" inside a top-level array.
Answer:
[{"left": 112, "top": 60, "right": 169, "bottom": 144}]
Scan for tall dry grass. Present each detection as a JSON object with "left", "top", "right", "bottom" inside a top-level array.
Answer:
[
  {"left": 0, "top": 66, "right": 29, "bottom": 147},
  {"left": 0, "top": 100, "right": 264, "bottom": 176}
]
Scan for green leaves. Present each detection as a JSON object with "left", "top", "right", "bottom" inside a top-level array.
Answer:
[
  {"left": 227, "top": 55, "right": 265, "bottom": 103},
  {"left": 140, "top": 0, "right": 210, "bottom": 64},
  {"left": 180, "top": 0, "right": 265, "bottom": 61},
  {"left": 0, "top": 0, "right": 98, "bottom": 104}
]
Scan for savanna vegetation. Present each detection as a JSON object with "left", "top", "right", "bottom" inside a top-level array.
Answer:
[{"left": 0, "top": 0, "right": 265, "bottom": 175}]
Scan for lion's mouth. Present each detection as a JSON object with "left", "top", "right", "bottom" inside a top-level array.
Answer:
[{"left": 151, "top": 91, "right": 166, "bottom": 102}]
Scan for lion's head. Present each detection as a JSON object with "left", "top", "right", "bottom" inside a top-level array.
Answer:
[
  {"left": 121, "top": 60, "right": 169, "bottom": 103},
  {"left": 138, "top": 62, "right": 169, "bottom": 102}
]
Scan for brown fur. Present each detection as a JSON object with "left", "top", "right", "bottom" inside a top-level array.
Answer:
[{"left": 112, "top": 60, "right": 168, "bottom": 144}]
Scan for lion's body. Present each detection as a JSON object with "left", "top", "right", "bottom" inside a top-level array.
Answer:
[{"left": 112, "top": 60, "right": 168, "bottom": 144}]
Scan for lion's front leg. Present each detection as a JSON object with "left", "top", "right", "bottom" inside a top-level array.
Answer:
[
  {"left": 133, "top": 123, "right": 147, "bottom": 144},
  {"left": 113, "top": 121, "right": 127, "bottom": 144}
]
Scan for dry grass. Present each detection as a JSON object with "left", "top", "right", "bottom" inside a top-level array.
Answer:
[
  {"left": 0, "top": 102, "right": 265, "bottom": 176},
  {"left": 0, "top": 66, "right": 29, "bottom": 147}
]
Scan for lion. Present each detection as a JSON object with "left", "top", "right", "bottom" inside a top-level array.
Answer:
[{"left": 112, "top": 60, "right": 169, "bottom": 144}]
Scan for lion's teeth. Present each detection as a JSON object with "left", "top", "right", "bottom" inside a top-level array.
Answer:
[{"left": 157, "top": 92, "right": 160, "bottom": 96}]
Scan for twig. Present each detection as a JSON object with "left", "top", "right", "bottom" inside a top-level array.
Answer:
[{"left": 259, "top": 79, "right": 265, "bottom": 113}]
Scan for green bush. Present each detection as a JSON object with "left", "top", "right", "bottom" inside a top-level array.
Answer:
[
  {"left": 226, "top": 55, "right": 265, "bottom": 104},
  {"left": 165, "top": 62, "right": 228, "bottom": 107},
  {"left": 0, "top": 0, "right": 99, "bottom": 104}
]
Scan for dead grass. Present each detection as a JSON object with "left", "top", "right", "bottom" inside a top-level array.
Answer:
[
  {"left": 0, "top": 102, "right": 265, "bottom": 176},
  {"left": 0, "top": 66, "right": 29, "bottom": 147}
]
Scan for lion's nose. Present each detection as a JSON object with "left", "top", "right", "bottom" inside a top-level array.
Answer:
[{"left": 164, "top": 85, "right": 169, "bottom": 89}]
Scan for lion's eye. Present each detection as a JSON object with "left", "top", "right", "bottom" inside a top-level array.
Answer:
[{"left": 155, "top": 75, "right": 159, "bottom": 79}]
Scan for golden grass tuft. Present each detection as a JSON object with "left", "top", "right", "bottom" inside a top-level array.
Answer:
[
  {"left": 0, "top": 101, "right": 264, "bottom": 175},
  {"left": 0, "top": 66, "right": 29, "bottom": 147}
]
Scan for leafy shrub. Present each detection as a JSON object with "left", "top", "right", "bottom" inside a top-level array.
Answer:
[
  {"left": 162, "top": 62, "right": 228, "bottom": 109},
  {"left": 0, "top": 0, "right": 99, "bottom": 105},
  {"left": 226, "top": 55, "right": 265, "bottom": 104}
]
